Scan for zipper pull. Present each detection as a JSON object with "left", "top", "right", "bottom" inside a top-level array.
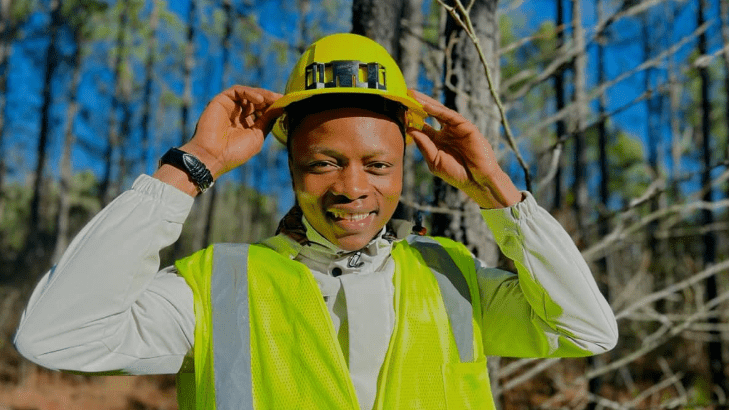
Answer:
[{"left": 347, "top": 251, "right": 364, "bottom": 268}]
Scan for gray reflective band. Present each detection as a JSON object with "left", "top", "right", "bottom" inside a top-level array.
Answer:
[
  {"left": 305, "top": 61, "right": 387, "bottom": 91},
  {"left": 211, "top": 244, "right": 253, "bottom": 410},
  {"left": 408, "top": 236, "right": 474, "bottom": 362}
]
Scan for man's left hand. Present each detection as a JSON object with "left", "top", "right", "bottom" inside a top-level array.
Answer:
[{"left": 407, "top": 90, "right": 522, "bottom": 209}]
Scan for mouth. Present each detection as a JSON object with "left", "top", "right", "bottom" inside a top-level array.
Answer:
[{"left": 327, "top": 209, "right": 375, "bottom": 222}]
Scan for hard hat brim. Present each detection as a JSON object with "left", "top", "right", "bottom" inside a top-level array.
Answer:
[{"left": 270, "top": 89, "right": 427, "bottom": 145}]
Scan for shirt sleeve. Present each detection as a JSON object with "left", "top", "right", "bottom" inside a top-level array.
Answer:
[
  {"left": 14, "top": 175, "right": 197, "bottom": 375},
  {"left": 477, "top": 192, "right": 618, "bottom": 358}
]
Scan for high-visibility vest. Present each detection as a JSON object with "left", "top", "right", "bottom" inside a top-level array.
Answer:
[{"left": 174, "top": 235, "right": 495, "bottom": 410}]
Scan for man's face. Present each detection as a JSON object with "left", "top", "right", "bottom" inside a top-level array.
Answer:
[{"left": 289, "top": 107, "right": 404, "bottom": 252}]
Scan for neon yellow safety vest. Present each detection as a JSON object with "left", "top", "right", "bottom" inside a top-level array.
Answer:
[{"left": 174, "top": 235, "right": 495, "bottom": 410}]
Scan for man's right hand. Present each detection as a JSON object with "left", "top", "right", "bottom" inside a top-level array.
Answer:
[{"left": 154, "top": 85, "right": 283, "bottom": 196}]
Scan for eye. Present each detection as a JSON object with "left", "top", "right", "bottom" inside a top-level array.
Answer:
[
  {"left": 367, "top": 161, "right": 392, "bottom": 174},
  {"left": 308, "top": 161, "right": 338, "bottom": 172}
]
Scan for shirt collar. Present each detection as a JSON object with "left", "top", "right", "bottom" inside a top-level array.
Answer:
[{"left": 301, "top": 216, "right": 387, "bottom": 256}]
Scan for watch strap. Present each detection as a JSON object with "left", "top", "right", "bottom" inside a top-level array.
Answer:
[{"left": 159, "top": 148, "right": 215, "bottom": 193}]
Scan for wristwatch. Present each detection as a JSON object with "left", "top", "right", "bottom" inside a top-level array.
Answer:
[{"left": 159, "top": 148, "right": 215, "bottom": 193}]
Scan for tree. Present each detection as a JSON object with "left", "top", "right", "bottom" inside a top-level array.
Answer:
[
  {"left": 570, "top": 0, "right": 588, "bottom": 241},
  {"left": 351, "top": 0, "right": 404, "bottom": 56},
  {"left": 0, "top": 0, "right": 35, "bottom": 224},
  {"left": 52, "top": 0, "right": 108, "bottom": 262},
  {"left": 25, "top": 0, "right": 63, "bottom": 262},
  {"left": 98, "top": 0, "right": 132, "bottom": 206},
  {"left": 181, "top": 0, "right": 196, "bottom": 147},
  {"left": 552, "top": 0, "right": 567, "bottom": 210},
  {"left": 698, "top": 0, "right": 727, "bottom": 399},
  {"left": 434, "top": 0, "right": 500, "bottom": 266},
  {"left": 140, "top": 0, "right": 160, "bottom": 175}
]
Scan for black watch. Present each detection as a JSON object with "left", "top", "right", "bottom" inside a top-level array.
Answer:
[{"left": 159, "top": 148, "right": 215, "bottom": 193}]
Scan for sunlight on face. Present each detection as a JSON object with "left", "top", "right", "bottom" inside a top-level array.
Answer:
[{"left": 289, "top": 108, "right": 404, "bottom": 251}]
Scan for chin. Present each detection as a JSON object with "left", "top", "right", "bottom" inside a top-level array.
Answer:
[{"left": 332, "top": 233, "right": 380, "bottom": 252}]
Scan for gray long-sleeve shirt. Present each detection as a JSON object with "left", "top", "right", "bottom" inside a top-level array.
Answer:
[{"left": 15, "top": 175, "right": 618, "bottom": 410}]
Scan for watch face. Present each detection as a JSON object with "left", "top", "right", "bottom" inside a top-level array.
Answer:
[{"left": 179, "top": 152, "right": 214, "bottom": 192}]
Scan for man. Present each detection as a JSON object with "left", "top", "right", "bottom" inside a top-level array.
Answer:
[{"left": 15, "top": 33, "right": 617, "bottom": 410}]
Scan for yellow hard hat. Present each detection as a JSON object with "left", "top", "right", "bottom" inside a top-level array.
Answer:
[{"left": 270, "top": 33, "right": 426, "bottom": 144}]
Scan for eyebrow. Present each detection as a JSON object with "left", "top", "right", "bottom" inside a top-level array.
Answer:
[{"left": 303, "top": 147, "right": 394, "bottom": 160}]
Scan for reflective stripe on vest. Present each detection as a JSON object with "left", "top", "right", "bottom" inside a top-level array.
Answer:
[
  {"left": 209, "top": 239, "right": 475, "bottom": 409},
  {"left": 406, "top": 235, "right": 474, "bottom": 362},
  {"left": 211, "top": 244, "right": 253, "bottom": 410}
]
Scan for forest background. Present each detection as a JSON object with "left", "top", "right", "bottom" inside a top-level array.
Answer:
[{"left": 1, "top": 0, "right": 729, "bottom": 408}]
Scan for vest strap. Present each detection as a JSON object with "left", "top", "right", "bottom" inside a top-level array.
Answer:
[
  {"left": 211, "top": 243, "right": 253, "bottom": 410},
  {"left": 407, "top": 236, "right": 474, "bottom": 362}
]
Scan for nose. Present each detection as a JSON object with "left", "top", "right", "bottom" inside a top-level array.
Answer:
[{"left": 332, "top": 165, "right": 369, "bottom": 200}]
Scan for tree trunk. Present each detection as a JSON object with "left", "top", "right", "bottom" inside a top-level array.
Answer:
[
  {"left": 351, "top": 0, "right": 403, "bottom": 56},
  {"left": 0, "top": 0, "right": 11, "bottom": 224},
  {"left": 698, "top": 0, "right": 727, "bottom": 399},
  {"left": 570, "top": 0, "right": 587, "bottom": 243},
  {"left": 26, "top": 0, "right": 62, "bottom": 260},
  {"left": 140, "top": 0, "right": 159, "bottom": 175},
  {"left": 297, "top": 0, "right": 310, "bottom": 53},
  {"left": 668, "top": 4, "right": 681, "bottom": 192},
  {"left": 52, "top": 36, "right": 83, "bottom": 263},
  {"left": 552, "top": 0, "right": 566, "bottom": 210},
  {"left": 720, "top": 0, "right": 729, "bottom": 205},
  {"left": 436, "top": 0, "right": 500, "bottom": 265},
  {"left": 181, "top": 0, "right": 196, "bottom": 146},
  {"left": 115, "top": 83, "right": 133, "bottom": 197},
  {"left": 99, "top": 0, "right": 129, "bottom": 206}
]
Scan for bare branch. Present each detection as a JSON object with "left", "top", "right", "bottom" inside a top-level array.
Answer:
[
  {"left": 626, "top": 372, "right": 684, "bottom": 407},
  {"left": 582, "top": 199, "right": 729, "bottom": 262},
  {"left": 534, "top": 141, "right": 563, "bottom": 195},
  {"left": 615, "top": 259, "right": 729, "bottom": 321},
  {"left": 537, "top": 291, "right": 729, "bottom": 408},
  {"left": 435, "top": 0, "right": 532, "bottom": 190},
  {"left": 595, "top": 291, "right": 729, "bottom": 379},
  {"left": 658, "top": 357, "right": 689, "bottom": 407},
  {"left": 493, "top": 358, "right": 560, "bottom": 395}
]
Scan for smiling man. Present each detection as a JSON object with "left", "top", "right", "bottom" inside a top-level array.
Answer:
[
  {"left": 15, "top": 34, "right": 617, "bottom": 410},
  {"left": 288, "top": 104, "right": 404, "bottom": 251}
]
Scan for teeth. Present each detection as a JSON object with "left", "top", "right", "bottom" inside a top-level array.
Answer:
[{"left": 329, "top": 210, "right": 370, "bottom": 221}]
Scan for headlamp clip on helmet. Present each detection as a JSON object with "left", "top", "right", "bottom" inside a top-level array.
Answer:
[{"left": 305, "top": 61, "right": 387, "bottom": 91}]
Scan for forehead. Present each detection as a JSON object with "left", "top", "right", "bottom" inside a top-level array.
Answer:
[{"left": 289, "top": 107, "right": 404, "bottom": 156}]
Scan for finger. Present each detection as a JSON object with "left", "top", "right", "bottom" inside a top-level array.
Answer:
[
  {"left": 243, "top": 114, "right": 256, "bottom": 128},
  {"left": 233, "top": 87, "right": 282, "bottom": 124},
  {"left": 409, "top": 89, "right": 469, "bottom": 127},
  {"left": 253, "top": 105, "right": 285, "bottom": 136},
  {"left": 417, "top": 123, "right": 456, "bottom": 149},
  {"left": 408, "top": 127, "right": 440, "bottom": 167},
  {"left": 256, "top": 89, "right": 283, "bottom": 105},
  {"left": 227, "top": 85, "right": 282, "bottom": 107}
]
